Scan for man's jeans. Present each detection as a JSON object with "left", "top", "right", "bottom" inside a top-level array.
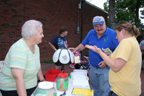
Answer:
[{"left": 90, "top": 65, "right": 110, "bottom": 96}]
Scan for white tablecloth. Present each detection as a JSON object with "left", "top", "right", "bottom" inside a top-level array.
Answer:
[{"left": 57, "top": 78, "right": 90, "bottom": 96}]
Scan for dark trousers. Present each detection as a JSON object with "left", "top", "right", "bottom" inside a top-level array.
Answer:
[
  {"left": 1, "top": 86, "right": 36, "bottom": 96},
  {"left": 109, "top": 91, "right": 118, "bottom": 96}
]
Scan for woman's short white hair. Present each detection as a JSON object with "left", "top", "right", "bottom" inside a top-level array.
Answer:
[{"left": 21, "top": 20, "right": 43, "bottom": 39}]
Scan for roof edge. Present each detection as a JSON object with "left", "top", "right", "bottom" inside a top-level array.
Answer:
[{"left": 85, "top": 1, "right": 108, "bottom": 14}]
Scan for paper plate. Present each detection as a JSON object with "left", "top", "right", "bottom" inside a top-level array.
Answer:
[
  {"left": 68, "top": 49, "right": 74, "bottom": 63},
  {"left": 52, "top": 49, "right": 61, "bottom": 63},
  {"left": 59, "top": 49, "right": 70, "bottom": 64}
]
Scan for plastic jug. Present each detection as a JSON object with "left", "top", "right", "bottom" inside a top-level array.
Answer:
[
  {"left": 56, "top": 70, "right": 68, "bottom": 91},
  {"left": 34, "top": 81, "right": 57, "bottom": 96}
]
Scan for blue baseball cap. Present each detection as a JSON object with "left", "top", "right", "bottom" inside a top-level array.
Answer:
[{"left": 93, "top": 16, "right": 105, "bottom": 26}]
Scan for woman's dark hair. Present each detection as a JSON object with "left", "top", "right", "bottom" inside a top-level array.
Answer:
[
  {"left": 59, "top": 26, "right": 68, "bottom": 34},
  {"left": 115, "top": 21, "right": 140, "bottom": 37}
]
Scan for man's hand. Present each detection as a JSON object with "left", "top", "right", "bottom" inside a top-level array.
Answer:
[
  {"left": 98, "top": 61, "right": 107, "bottom": 69},
  {"left": 68, "top": 47, "right": 77, "bottom": 53}
]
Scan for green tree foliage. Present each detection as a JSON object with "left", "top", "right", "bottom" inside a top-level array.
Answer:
[{"left": 104, "top": 0, "right": 144, "bottom": 27}]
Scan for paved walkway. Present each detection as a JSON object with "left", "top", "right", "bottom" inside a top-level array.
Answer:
[
  {"left": 41, "top": 63, "right": 74, "bottom": 76},
  {"left": 41, "top": 63, "right": 144, "bottom": 96}
]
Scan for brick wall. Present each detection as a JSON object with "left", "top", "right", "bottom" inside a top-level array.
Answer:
[{"left": 0, "top": 0, "right": 107, "bottom": 61}]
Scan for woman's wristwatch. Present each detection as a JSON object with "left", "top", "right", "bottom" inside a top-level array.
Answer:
[{"left": 40, "top": 79, "right": 45, "bottom": 82}]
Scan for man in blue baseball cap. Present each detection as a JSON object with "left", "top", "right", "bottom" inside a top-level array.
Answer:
[
  {"left": 93, "top": 16, "right": 105, "bottom": 25},
  {"left": 69, "top": 16, "right": 119, "bottom": 96}
]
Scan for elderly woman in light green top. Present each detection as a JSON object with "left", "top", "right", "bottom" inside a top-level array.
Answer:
[{"left": 0, "top": 20, "right": 45, "bottom": 96}]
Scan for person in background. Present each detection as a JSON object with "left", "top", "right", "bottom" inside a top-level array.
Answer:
[
  {"left": 139, "top": 39, "right": 144, "bottom": 69},
  {"left": 140, "top": 39, "right": 144, "bottom": 52},
  {"left": 86, "top": 21, "right": 141, "bottom": 96},
  {"left": 0, "top": 20, "right": 45, "bottom": 96},
  {"left": 49, "top": 26, "right": 68, "bottom": 69},
  {"left": 69, "top": 16, "right": 118, "bottom": 96}
]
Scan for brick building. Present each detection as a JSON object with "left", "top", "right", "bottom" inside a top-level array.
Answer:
[{"left": 0, "top": 0, "right": 108, "bottom": 61}]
